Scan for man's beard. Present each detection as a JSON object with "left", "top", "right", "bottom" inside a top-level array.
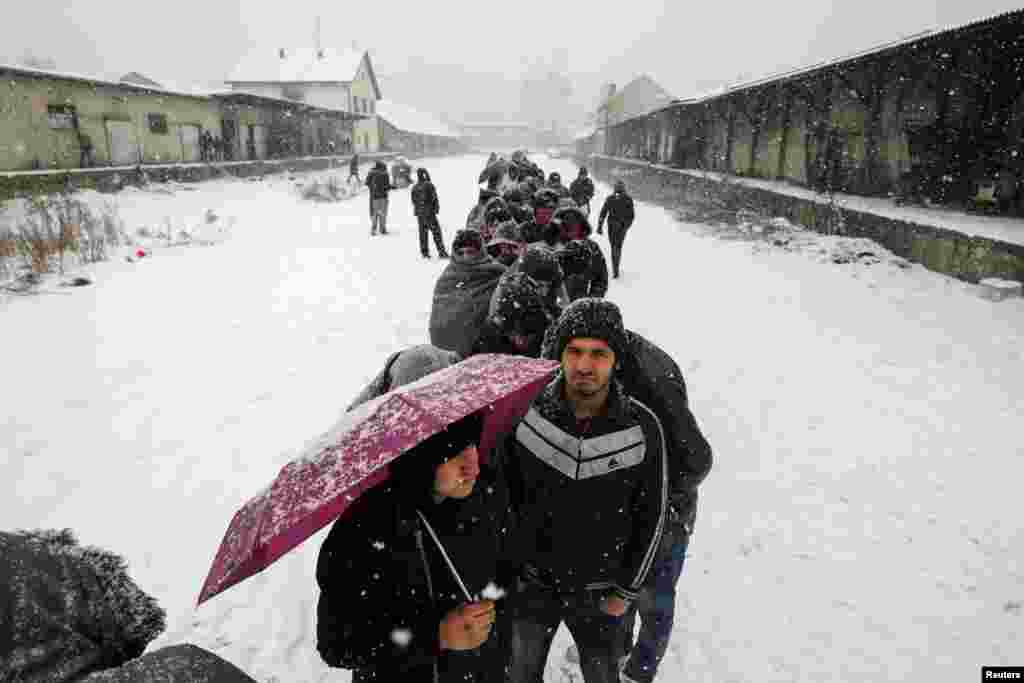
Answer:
[{"left": 569, "top": 373, "right": 607, "bottom": 397}]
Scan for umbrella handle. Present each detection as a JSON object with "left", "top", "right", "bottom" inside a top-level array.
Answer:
[{"left": 416, "top": 510, "right": 473, "bottom": 603}]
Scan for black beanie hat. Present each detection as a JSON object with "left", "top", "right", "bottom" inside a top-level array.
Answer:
[
  {"left": 492, "top": 273, "right": 550, "bottom": 335},
  {"left": 543, "top": 298, "right": 628, "bottom": 363},
  {"left": 556, "top": 239, "right": 591, "bottom": 277},
  {"left": 518, "top": 244, "right": 563, "bottom": 285}
]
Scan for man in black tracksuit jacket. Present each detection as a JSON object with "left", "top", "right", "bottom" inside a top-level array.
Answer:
[
  {"left": 596, "top": 180, "right": 636, "bottom": 279},
  {"left": 499, "top": 298, "right": 668, "bottom": 683}
]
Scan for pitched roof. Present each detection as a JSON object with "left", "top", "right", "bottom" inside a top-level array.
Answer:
[
  {"left": 0, "top": 61, "right": 212, "bottom": 100},
  {"left": 603, "top": 75, "right": 676, "bottom": 122},
  {"left": 227, "top": 46, "right": 367, "bottom": 85},
  {"left": 673, "top": 7, "right": 1024, "bottom": 105},
  {"left": 376, "top": 99, "right": 458, "bottom": 138}
]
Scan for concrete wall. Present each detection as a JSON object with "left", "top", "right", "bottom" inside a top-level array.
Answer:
[
  {"left": 0, "top": 72, "right": 220, "bottom": 171},
  {"left": 582, "top": 153, "right": 1024, "bottom": 286}
]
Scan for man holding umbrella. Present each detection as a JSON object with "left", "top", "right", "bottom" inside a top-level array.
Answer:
[{"left": 500, "top": 298, "right": 669, "bottom": 683}]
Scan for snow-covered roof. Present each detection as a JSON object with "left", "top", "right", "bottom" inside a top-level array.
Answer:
[
  {"left": 0, "top": 62, "right": 213, "bottom": 100},
  {"left": 688, "top": 7, "right": 1024, "bottom": 102},
  {"left": 375, "top": 99, "right": 458, "bottom": 138},
  {"left": 227, "top": 47, "right": 364, "bottom": 84}
]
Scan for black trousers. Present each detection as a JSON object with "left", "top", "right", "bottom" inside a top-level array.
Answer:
[
  {"left": 507, "top": 578, "right": 623, "bottom": 683},
  {"left": 608, "top": 222, "right": 629, "bottom": 277},
  {"left": 417, "top": 215, "right": 447, "bottom": 256}
]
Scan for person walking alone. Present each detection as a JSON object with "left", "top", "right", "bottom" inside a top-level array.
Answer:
[
  {"left": 596, "top": 180, "right": 636, "bottom": 279},
  {"left": 411, "top": 168, "right": 448, "bottom": 258}
]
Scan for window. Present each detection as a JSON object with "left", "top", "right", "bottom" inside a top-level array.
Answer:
[
  {"left": 47, "top": 104, "right": 76, "bottom": 129},
  {"left": 147, "top": 113, "right": 168, "bottom": 134}
]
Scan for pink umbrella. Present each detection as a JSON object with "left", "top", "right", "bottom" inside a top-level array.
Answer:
[{"left": 197, "top": 353, "right": 559, "bottom": 606}]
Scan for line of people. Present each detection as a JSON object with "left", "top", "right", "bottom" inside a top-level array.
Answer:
[{"left": 317, "top": 152, "right": 713, "bottom": 683}]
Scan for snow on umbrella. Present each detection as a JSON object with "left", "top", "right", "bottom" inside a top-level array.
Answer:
[{"left": 196, "top": 353, "right": 559, "bottom": 606}]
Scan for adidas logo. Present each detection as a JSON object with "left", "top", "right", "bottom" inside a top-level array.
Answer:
[{"left": 607, "top": 458, "right": 620, "bottom": 469}]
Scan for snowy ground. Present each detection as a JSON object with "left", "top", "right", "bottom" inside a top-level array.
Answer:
[{"left": 2, "top": 153, "right": 1022, "bottom": 682}]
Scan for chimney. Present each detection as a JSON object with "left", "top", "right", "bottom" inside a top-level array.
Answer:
[{"left": 278, "top": 48, "right": 286, "bottom": 59}]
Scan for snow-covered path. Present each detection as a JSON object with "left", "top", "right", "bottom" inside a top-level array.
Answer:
[{"left": 2, "top": 153, "right": 1022, "bottom": 682}]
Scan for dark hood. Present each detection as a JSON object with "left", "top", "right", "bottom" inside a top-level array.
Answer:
[{"left": 552, "top": 206, "right": 593, "bottom": 237}]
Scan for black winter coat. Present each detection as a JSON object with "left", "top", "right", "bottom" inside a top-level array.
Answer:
[
  {"left": 569, "top": 177, "right": 595, "bottom": 206},
  {"left": 497, "top": 378, "right": 668, "bottom": 601},
  {"left": 365, "top": 167, "right": 392, "bottom": 199},
  {"left": 559, "top": 239, "right": 609, "bottom": 301},
  {"left": 598, "top": 191, "right": 635, "bottom": 229},
  {"left": 619, "top": 331, "right": 713, "bottom": 533},
  {"left": 316, "top": 466, "right": 516, "bottom": 682},
  {"left": 412, "top": 180, "right": 440, "bottom": 216}
]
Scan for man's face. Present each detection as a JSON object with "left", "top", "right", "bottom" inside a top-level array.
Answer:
[
  {"left": 561, "top": 338, "right": 616, "bottom": 398},
  {"left": 433, "top": 444, "right": 481, "bottom": 500}
]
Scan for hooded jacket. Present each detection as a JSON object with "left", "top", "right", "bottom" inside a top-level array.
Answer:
[
  {"left": 411, "top": 170, "right": 440, "bottom": 216},
  {"left": 365, "top": 163, "right": 392, "bottom": 200},
  {"left": 502, "top": 244, "right": 569, "bottom": 319},
  {"left": 429, "top": 252, "right": 507, "bottom": 357},
  {"left": 465, "top": 189, "right": 501, "bottom": 230},
  {"left": 569, "top": 175, "right": 595, "bottom": 206},
  {"left": 497, "top": 375, "right": 668, "bottom": 602},
  {"left": 617, "top": 332, "right": 713, "bottom": 533},
  {"left": 316, "top": 442, "right": 515, "bottom": 682},
  {"left": 0, "top": 530, "right": 167, "bottom": 682},
  {"left": 551, "top": 207, "right": 609, "bottom": 301},
  {"left": 598, "top": 189, "right": 635, "bottom": 229}
]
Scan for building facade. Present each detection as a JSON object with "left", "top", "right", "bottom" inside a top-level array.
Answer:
[
  {"left": 598, "top": 9, "right": 1024, "bottom": 205},
  {"left": 225, "top": 47, "right": 382, "bottom": 153}
]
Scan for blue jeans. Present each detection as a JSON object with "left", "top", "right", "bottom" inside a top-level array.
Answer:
[{"left": 619, "top": 525, "right": 689, "bottom": 683}]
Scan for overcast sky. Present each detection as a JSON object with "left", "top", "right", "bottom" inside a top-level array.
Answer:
[{"left": 3, "top": 0, "right": 1022, "bottom": 118}]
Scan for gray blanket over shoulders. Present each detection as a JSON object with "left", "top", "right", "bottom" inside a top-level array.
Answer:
[
  {"left": 0, "top": 529, "right": 166, "bottom": 682},
  {"left": 428, "top": 253, "right": 507, "bottom": 356},
  {"left": 347, "top": 344, "right": 462, "bottom": 411}
]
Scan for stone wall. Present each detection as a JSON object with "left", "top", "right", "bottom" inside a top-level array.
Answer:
[{"left": 582, "top": 154, "right": 1024, "bottom": 285}]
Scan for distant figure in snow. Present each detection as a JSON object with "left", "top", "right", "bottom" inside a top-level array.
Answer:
[
  {"left": 365, "top": 161, "right": 393, "bottom": 236},
  {"left": 348, "top": 153, "right": 361, "bottom": 183},
  {"left": 411, "top": 168, "right": 448, "bottom": 258},
  {"left": 569, "top": 167, "right": 595, "bottom": 216}
]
